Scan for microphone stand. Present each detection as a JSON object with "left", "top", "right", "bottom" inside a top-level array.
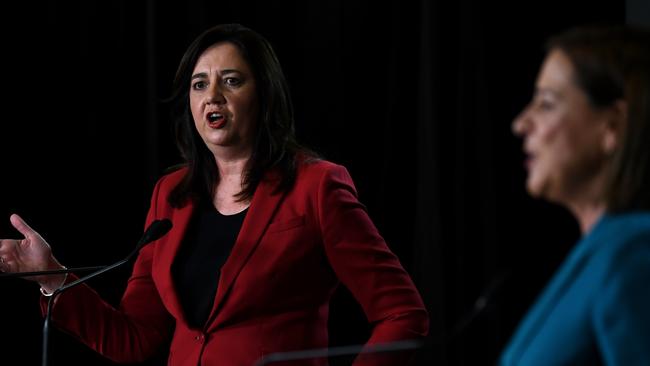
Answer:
[
  {"left": 0, "top": 219, "right": 172, "bottom": 366},
  {"left": 41, "top": 218, "right": 172, "bottom": 366},
  {"left": 254, "top": 339, "right": 424, "bottom": 366},
  {"left": 42, "top": 256, "right": 141, "bottom": 366},
  {"left": 0, "top": 266, "right": 105, "bottom": 278},
  {"left": 255, "top": 271, "right": 511, "bottom": 366},
  {"left": 448, "top": 270, "right": 511, "bottom": 341}
]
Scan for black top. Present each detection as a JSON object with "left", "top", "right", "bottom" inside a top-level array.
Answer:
[{"left": 172, "top": 201, "right": 248, "bottom": 329}]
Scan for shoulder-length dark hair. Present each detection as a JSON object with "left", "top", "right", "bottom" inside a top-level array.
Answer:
[
  {"left": 167, "top": 23, "right": 311, "bottom": 208},
  {"left": 546, "top": 25, "right": 650, "bottom": 212}
]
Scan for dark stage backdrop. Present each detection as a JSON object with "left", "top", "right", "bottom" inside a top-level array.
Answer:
[{"left": 0, "top": 1, "right": 625, "bottom": 365}]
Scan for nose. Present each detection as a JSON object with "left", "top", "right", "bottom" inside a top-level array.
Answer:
[
  {"left": 512, "top": 103, "right": 532, "bottom": 137},
  {"left": 206, "top": 83, "right": 226, "bottom": 105}
]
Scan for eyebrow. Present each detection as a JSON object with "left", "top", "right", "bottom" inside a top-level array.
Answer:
[{"left": 191, "top": 69, "right": 242, "bottom": 80}]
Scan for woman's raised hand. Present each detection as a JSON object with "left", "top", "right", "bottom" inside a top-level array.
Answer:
[{"left": 0, "top": 214, "right": 66, "bottom": 292}]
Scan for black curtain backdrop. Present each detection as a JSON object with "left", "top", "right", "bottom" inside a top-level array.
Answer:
[{"left": 0, "top": 1, "right": 624, "bottom": 365}]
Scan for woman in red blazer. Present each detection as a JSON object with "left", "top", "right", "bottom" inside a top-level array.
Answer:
[{"left": 0, "top": 24, "right": 428, "bottom": 365}]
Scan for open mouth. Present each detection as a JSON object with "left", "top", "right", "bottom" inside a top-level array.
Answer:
[
  {"left": 207, "top": 112, "right": 226, "bottom": 128},
  {"left": 524, "top": 153, "right": 536, "bottom": 171},
  {"left": 207, "top": 112, "right": 223, "bottom": 122}
]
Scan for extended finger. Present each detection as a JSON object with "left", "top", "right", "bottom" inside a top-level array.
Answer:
[{"left": 9, "top": 214, "right": 37, "bottom": 239}]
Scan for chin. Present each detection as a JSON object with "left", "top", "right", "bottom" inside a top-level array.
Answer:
[
  {"left": 526, "top": 175, "right": 541, "bottom": 196},
  {"left": 528, "top": 180, "right": 566, "bottom": 206},
  {"left": 526, "top": 185, "right": 543, "bottom": 198}
]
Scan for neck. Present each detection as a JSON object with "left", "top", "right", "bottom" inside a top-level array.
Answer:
[
  {"left": 211, "top": 145, "right": 252, "bottom": 178},
  {"left": 215, "top": 155, "right": 249, "bottom": 179},
  {"left": 561, "top": 166, "right": 611, "bottom": 235},
  {"left": 212, "top": 150, "right": 252, "bottom": 211},
  {"left": 568, "top": 201, "right": 606, "bottom": 234}
]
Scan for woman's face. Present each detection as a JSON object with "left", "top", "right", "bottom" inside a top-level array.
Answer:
[
  {"left": 190, "top": 42, "right": 258, "bottom": 155},
  {"left": 512, "top": 49, "right": 614, "bottom": 203}
]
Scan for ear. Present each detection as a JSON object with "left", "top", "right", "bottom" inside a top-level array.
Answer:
[{"left": 601, "top": 99, "right": 628, "bottom": 155}]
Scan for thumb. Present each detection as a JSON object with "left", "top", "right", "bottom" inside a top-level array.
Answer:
[{"left": 10, "top": 213, "right": 38, "bottom": 239}]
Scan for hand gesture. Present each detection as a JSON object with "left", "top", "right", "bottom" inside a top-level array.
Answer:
[{"left": 0, "top": 214, "right": 66, "bottom": 291}]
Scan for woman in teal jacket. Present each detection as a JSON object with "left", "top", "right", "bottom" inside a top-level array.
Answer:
[{"left": 501, "top": 26, "right": 650, "bottom": 365}]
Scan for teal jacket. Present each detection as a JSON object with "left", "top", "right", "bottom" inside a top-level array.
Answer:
[{"left": 500, "top": 212, "right": 650, "bottom": 365}]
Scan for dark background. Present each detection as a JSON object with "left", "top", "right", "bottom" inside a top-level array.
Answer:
[{"left": 0, "top": 1, "right": 637, "bottom": 365}]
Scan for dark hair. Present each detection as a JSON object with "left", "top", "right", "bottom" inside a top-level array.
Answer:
[
  {"left": 546, "top": 25, "right": 650, "bottom": 212},
  {"left": 167, "top": 23, "right": 313, "bottom": 208}
]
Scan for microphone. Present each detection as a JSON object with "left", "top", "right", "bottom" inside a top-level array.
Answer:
[
  {"left": 448, "top": 270, "right": 511, "bottom": 341},
  {"left": 41, "top": 219, "right": 172, "bottom": 366},
  {"left": 0, "top": 219, "right": 173, "bottom": 278}
]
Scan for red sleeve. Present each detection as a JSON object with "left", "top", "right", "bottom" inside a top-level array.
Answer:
[
  {"left": 40, "top": 178, "right": 173, "bottom": 363},
  {"left": 316, "top": 163, "right": 429, "bottom": 365}
]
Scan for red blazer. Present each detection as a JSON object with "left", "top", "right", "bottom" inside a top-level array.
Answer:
[{"left": 43, "top": 159, "right": 428, "bottom": 365}]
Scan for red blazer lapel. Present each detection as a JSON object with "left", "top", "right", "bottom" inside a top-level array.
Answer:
[
  {"left": 153, "top": 200, "right": 195, "bottom": 323},
  {"left": 207, "top": 174, "right": 286, "bottom": 329}
]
